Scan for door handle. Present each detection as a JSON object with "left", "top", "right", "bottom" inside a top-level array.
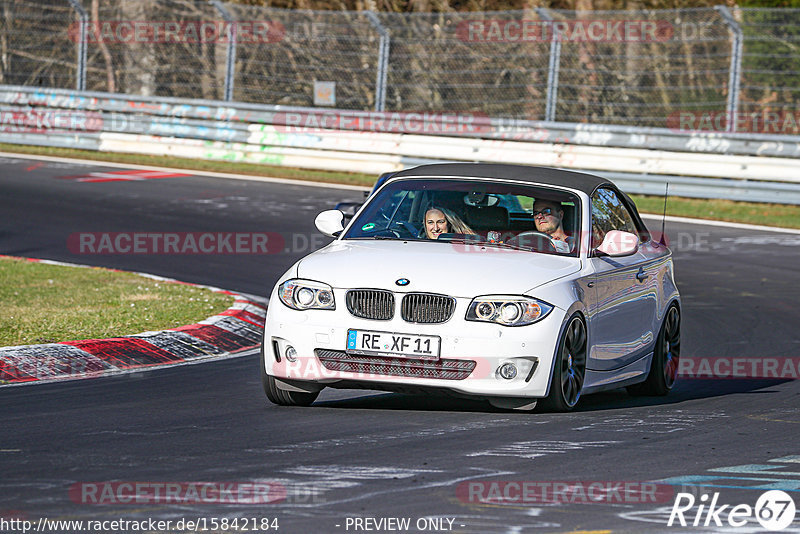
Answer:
[{"left": 636, "top": 268, "right": 649, "bottom": 282}]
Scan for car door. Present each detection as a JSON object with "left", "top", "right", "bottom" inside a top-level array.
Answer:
[{"left": 587, "top": 187, "right": 659, "bottom": 371}]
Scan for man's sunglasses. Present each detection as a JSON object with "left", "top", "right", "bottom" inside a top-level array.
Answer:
[{"left": 533, "top": 207, "right": 555, "bottom": 217}]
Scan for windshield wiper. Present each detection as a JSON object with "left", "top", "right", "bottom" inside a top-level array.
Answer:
[
  {"left": 441, "top": 238, "right": 529, "bottom": 251},
  {"left": 346, "top": 235, "right": 399, "bottom": 241}
]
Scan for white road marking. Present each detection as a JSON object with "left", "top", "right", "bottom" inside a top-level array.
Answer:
[
  {"left": 641, "top": 213, "right": 800, "bottom": 235},
  {"left": 282, "top": 466, "right": 442, "bottom": 480},
  {"left": 710, "top": 464, "right": 800, "bottom": 476},
  {"left": 572, "top": 412, "right": 728, "bottom": 434},
  {"left": 466, "top": 440, "right": 618, "bottom": 460},
  {"left": 257, "top": 418, "right": 525, "bottom": 453},
  {"left": 720, "top": 235, "right": 800, "bottom": 245}
]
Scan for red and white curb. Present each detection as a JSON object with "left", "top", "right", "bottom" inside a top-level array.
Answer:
[{"left": 0, "top": 256, "right": 266, "bottom": 386}]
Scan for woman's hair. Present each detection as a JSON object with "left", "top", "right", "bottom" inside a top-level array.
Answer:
[{"left": 423, "top": 206, "right": 476, "bottom": 235}]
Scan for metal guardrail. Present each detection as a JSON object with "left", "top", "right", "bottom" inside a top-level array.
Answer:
[
  {"left": 4, "top": 85, "right": 800, "bottom": 157},
  {"left": 2, "top": 85, "right": 800, "bottom": 204}
]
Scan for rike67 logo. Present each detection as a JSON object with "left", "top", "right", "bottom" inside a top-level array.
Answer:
[{"left": 668, "top": 490, "right": 796, "bottom": 531}]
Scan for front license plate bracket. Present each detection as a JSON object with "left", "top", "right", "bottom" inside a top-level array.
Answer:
[{"left": 346, "top": 329, "right": 441, "bottom": 360}]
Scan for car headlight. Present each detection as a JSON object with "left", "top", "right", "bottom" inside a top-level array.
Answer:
[
  {"left": 466, "top": 295, "right": 552, "bottom": 326},
  {"left": 278, "top": 279, "right": 336, "bottom": 310}
]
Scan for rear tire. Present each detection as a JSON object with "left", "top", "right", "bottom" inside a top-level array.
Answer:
[
  {"left": 260, "top": 335, "right": 320, "bottom": 407},
  {"left": 627, "top": 304, "right": 680, "bottom": 397},
  {"left": 538, "top": 314, "right": 587, "bottom": 412}
]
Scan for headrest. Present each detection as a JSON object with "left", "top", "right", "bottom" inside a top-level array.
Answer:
[
  {"left": 464, "top": 205, "right": 509, "bottom": 230},
  {"left": 560, "top": 203, "right": 576, "bottom": 233}
]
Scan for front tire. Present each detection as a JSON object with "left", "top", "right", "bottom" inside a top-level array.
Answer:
[
  {"left": 487, "top": 397, "right": 538, "bottom": 411},
  {"left": 539, "top": 314, "right": 587, "bottom": 412},
  {"left": 260, "top": 336, "right": 320, "bottom": 407},
  {"left": 627, "top": 304, "right": 680, "bottom": 397}
]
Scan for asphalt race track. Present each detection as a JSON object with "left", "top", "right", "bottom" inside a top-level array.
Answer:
[{"left": 1, "top": 154, "right": 800, "bottom": 533}]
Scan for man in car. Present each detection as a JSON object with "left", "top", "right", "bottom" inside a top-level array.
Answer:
[{"left": 532, "top": 199, "right": 574, "bottom": 253}]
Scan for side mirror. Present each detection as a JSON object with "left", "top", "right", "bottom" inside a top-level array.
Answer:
[
  {"left": 596, "top": 230, "right": 639, "bottom": 257},
  {"left": 314, "top": 209, "right": 345, "bottom": 238}
]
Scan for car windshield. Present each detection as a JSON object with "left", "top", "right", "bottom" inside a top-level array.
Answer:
[{"left": 342, "top": 178, "right": 582, "bottom": 257}]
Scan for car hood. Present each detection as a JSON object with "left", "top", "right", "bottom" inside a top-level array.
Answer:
[{"left": 296, "top": 240, "right": 580, "bottom": 298}]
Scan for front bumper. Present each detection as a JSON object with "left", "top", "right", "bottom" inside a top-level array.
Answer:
[{"left": 263, "top": 288, "right": 566, "bottom": 399}]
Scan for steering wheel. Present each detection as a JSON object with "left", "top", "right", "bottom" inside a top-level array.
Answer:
[
  {"left": 371, "top": 221, "right": 419, "bottom": 240},
  {"left": 505, "top": 231, "right": 559, "bottom": 253},
  {"left": 390, "top": 220, "right": 421, "bottom": 239}
]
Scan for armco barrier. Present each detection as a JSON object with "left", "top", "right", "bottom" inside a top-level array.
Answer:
[
  {"left": 3, "top": 85, "right": 800, "bottom": 204},
  {"left": 4, "top": 85, "right": 800, "bottom": 156}
]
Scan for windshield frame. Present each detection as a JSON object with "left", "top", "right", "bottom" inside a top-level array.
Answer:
[{"left": 340, "top": 176, "right": 585, "bottom": 258}]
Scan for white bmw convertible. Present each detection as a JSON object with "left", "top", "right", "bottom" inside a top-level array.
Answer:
[{"left": 260, "top": 163, "right": 680, "bottom": 411}]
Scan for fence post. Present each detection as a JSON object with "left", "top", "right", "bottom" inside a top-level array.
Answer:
[
  {"left": 715, "top": 6, "right": 743, "bottom": 133},
  {"left": 210, "top": 0, "right": 236, "bottom": 102},
  {"left": 65, "top": 0, "right": 87, "bottom": 91},
  {"left": 536, "top": 8, "right": 560, "bottom": 123},
  {"left": 365, "top": 11, "right": 389, "bottom": 112}
]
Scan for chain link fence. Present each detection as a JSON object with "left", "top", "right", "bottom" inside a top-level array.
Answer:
[
  {"left": 739, "top": 8, "right": 800, "bottom": 119},
  {"left": 2, "top": 0, "right": 800, "bottom": 131},
  {"left": 376, "top": 10, "right": 552, "bottom": 118},
  {"left": 548, "top": 8, "right": 733, "bottom": 126},
  {"left": 0, "top": 0, "right": 79, "bottom": 88},
  {"left": 86, "top": 0, "right": 224, "bottom": 99},
  {"left": 224, "top": 5, "right": 381, "bottom": 109}
]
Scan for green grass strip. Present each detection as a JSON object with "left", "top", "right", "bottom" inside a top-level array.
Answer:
[
  {"left": 630, "top": 195, "right": 800, "bottom": 229},
  {"left": 0, "top": 257, "right": 234, "bottom": 347}
]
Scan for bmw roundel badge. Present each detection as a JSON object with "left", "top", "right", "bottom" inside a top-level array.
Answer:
[{"left": 395, "top": 278, "right": 410, "bottom": 286}]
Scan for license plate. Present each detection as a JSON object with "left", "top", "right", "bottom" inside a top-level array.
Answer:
[{"left": 346, "top": 329, "right": 441, "bottom": 359}]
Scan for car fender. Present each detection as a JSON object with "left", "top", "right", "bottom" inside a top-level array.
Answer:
[{"left": 524, "top": 263, "right": 592, "bottom": 316}]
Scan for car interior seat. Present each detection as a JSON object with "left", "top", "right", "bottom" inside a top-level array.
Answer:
[{"left": 464, "top": 205, "right": 510, "bottom": 232}]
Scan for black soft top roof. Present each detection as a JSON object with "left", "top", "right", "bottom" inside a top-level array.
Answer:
[{"left": 390, "top": 163, "right": 612, "bottom": 195}]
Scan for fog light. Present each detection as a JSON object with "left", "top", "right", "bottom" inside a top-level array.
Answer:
[
  {"left": 285, "top": 346, "right": 298, "bottom": 362},
  {"left": 498, "top": 362, "right": 518, "bottom": 380}
]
